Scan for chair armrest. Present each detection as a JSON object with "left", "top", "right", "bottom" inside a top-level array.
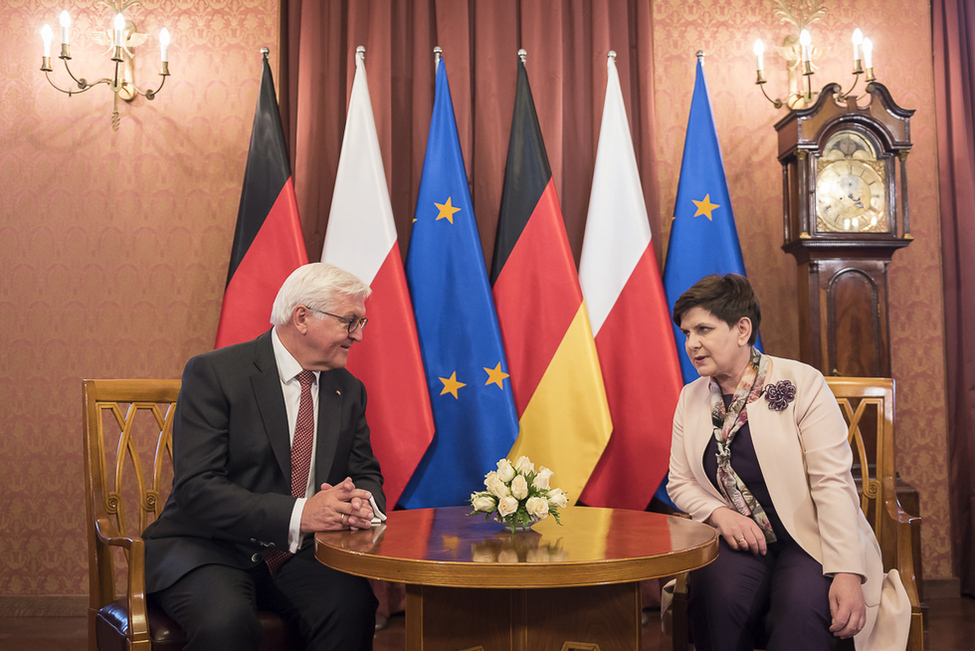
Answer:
[
  {"left": 880, "top": 476, "right": 922, "bottom": 609},
  {"left": 92, "top": 515, "right": 152, "bottom": 645},
  {"left": 881, "top": 476, "right": 925, "bottom": 650}
]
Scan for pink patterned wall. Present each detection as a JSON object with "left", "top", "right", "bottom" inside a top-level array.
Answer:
[
  {"left": 0, "top": 0, "right": 952, "bottom": 608},
  {"left": 0, "top": 0, "right": 279, "bottom": 600}
]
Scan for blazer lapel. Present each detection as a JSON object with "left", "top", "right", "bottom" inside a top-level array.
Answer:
[
  {"left": 250, "top": 332, "right": 291, "bottom": 479},
  {"left": 686, "top": 381, "right": 725, "bottom": 502}
]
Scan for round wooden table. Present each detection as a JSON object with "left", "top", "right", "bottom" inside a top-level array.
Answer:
[{"left": 315, "top": 505, "right": 717, "bottom": 650}]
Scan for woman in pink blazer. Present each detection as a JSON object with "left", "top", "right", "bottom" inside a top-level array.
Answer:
[{"left": 667, "top": 274, "right": 909, "bottom": 651}]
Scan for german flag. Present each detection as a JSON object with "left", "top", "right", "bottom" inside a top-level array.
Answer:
[
  {"left": 491, "top": 56, "right": 612, "bottom": 505},
  {"left": 215, "top": 51, "right": 308, "bottom": 348}
]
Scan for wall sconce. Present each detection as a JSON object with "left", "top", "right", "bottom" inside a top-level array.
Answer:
[
  {"left": 40, "top": 1, "right": 171, "bottom": 130},
  {"left": 752, "top": 1, "right": 875, "bottom": 109}
]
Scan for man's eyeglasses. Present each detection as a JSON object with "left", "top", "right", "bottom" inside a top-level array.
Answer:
[{"left": 305, "top": 307, "right": 368, "bottom": 335}]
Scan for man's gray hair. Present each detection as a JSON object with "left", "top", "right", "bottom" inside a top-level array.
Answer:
[{"left": 270, "top": 263, "right": 372, "bottom": 326}]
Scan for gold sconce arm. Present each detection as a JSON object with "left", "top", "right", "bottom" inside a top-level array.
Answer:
[{"left": 756, "top": 76, "right": 785, "bottom": 109}]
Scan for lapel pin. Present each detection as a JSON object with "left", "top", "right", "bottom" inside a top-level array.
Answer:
[{"left": 336, "top": 390, "right": 342, "bottom": 396}]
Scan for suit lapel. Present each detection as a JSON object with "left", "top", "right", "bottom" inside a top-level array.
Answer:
[
  {"left": 314, "top": 371, "right": 343, "bottom": 485},
  {"left": 250, "top": 332, "right": 291, "bottom": 479}
]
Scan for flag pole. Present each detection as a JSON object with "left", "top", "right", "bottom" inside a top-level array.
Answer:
[
  {"left": 518, "top": 48, "right": 527, "bottom": 63},
  {"left": 434, "top": 46, "right": 441, "bottom": 71}
]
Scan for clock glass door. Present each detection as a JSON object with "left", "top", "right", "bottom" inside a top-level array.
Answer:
[{"left": 815, "top": 130, "right": 889, "bottom": 234}]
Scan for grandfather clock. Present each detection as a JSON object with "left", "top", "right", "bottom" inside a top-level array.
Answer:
[{"left": 776, "top": 82, "right": 914, "bottom": 377}]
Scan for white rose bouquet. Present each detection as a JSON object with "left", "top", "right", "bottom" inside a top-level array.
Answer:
[{"left": 468, "top": 456, "right": 567, "bottom": 533}]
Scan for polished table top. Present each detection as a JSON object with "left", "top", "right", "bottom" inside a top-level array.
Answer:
[{"left": 315, "top": 506, "right": 718, "bottom": 589}]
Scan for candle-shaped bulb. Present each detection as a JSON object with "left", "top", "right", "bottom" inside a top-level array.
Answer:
[
  {"left": 800, "top": 29, "right": 812, "bottom": 63},
  {"left": 863, "top": 37, "right": 873, "bottom": 69},
  {"left": 159, "top": 28, "right": 170, "bottom": 62},
  {"left": 59, "top": 11, "right": 70, "bottom": 45},
  {"left": 852, "top": 28, "right": 863, "bottom": 64},
  {"left": 41, "top": 24, "right": 53, "bottom": 58},
  {"left": 753, "top": 39, "right": 765, "bottom": 72},
  {"left": 114, "top": 13, "right": 125, "bottom": 47}
]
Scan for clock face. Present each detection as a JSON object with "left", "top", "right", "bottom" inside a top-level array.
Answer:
[{"left": 815, "top": 130, "right": 888, "bottom": 233}]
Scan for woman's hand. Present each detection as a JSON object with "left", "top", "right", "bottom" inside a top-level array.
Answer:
[
  {"left": 706, "top": 506, "right": 767, "bottom": 555},
  {"left": 829, "top": 572, "right": 866, "bottom": 638}
]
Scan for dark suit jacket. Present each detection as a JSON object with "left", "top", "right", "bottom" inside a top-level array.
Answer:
[{"left": 143, "top": 330, "right": 385, "bottom": 593}]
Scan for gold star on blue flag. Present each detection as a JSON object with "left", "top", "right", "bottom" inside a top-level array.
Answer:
[
  {"left": 435, "top": 197, "right": 461, "bottom": 223},
  {"left": 692, "top": 194, "right": 720, "bottom": 220},
  {"left": 438, "top": 371, "right": 466, "bottom": 398}
]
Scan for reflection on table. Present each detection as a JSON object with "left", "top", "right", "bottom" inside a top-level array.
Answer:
[{"left": 316, "top": 505, "right": 717, "bottom": 650}]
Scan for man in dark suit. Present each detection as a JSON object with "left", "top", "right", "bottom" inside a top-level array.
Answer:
[{"left": 143, "top": 263, "right": 385, "bottom": 651}]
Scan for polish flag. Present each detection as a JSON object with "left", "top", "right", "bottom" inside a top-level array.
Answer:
[
  {"left": 321, "top": 48, "right": 434, "bottom": 508},
  {"left": 578, "top": 53, "right": 683, "bottom": 509}
]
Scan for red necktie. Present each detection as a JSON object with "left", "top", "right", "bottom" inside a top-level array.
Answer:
[{"left": 266, "top": 370, "right": 316, "bottom": 574}]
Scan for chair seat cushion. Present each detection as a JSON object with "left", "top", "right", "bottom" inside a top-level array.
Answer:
[
  {"left": 95, "top": 600, "right": 297, "bottom": 650},
  {"left": 96, "top": 600, "right": 186, "bottom": 651}
]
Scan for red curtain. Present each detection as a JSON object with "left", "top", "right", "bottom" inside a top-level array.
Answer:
[
  {"left": 278, "top": 0, "right": 658, "bottom": 271},
  {"left": 933, "top": 0, "right": 975, "bottom": 596}
]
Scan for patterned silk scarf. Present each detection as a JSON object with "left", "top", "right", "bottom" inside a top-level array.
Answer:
[{"left": 709, "top": 347, "right": 777, "bottom": 543}]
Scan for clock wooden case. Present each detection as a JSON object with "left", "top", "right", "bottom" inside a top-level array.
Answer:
[{"left": 775, "top": 82, "right": 914, "bottom": 377}]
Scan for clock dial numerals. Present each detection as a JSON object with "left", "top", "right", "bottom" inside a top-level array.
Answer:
[{"left": 815, "top": 131, "right": 888, "bottom": 233}]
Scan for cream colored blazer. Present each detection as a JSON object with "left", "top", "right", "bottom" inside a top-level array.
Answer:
[{"left": 667, "top": 355, "right": 910, "bottom": 651}]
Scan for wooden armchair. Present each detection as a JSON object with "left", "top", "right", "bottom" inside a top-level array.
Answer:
[
  {"left": 83, "top": 379, "right": 298, "bottom": 651},
  {"left": 669, "top": 376, "right": 924, "bottom": 651},
  {"left": 825, "top": 377, "right": 924, "bottom": 650}
]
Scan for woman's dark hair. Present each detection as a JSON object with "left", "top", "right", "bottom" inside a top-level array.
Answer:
[{"left": 672, "top": 274, "right": 762, "bottom": 345}]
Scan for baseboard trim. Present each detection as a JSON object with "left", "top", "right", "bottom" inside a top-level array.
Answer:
[
  {"left": 924, "top": 577, "right": 962, "bottom": 600},
  {"left": 0, "top": 595, "right": 87, "bottom": 617}
]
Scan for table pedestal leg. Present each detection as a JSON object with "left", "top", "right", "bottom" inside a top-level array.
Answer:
[{"left": 405, "top": 582, "right": 642, "bottom": 651}]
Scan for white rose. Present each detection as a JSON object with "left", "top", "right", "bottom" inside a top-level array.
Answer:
[
  {"left": 486, "top": 474, "right": 510, "bottom": 498},
  {"left": 513, "top": 455, "right": 535, "bottom": 473},
  {"left": 471, "top": 492, "right": 497, "bottom": 513},
  {"left": 547, "top": 487, "right": 568, "bottom": 509},
  {"left": 533, "top": 466, "right": 553, "bottom": 490},
  {"left": 497, "top": 496, "right": 518, "bottom": 518},
  {"left": 496, "top": 459, "right": 515, "bottom": 483},
  {"left": 510, "top": 474, "right": 529, "bottom": 500},
  {"left": 526, "top": 496, "right": 550, "bottom": 519}
]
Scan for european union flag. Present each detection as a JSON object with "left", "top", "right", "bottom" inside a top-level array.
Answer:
[
  {"left": 401, "top": 57, "right": 520, "bottom": 508},
  {"left": 663, "top": 57, "right": 763, "bottom": 383}
]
